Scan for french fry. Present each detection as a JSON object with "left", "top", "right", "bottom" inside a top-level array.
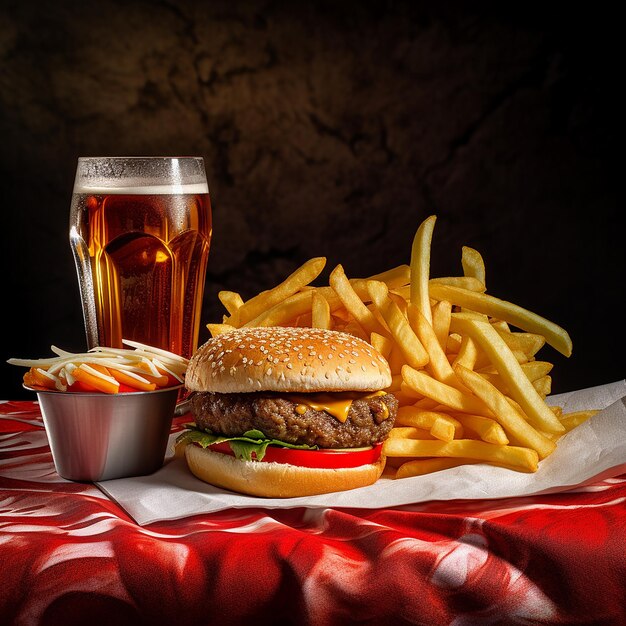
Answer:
[
  {"left": 402, "top": 365, "right": 491, "bottom": 416},
  {"left": 430, "top": 416, "right": 462, "bottom": 442},
  {"left": 396, "top": 457, "right": 479, "bottom": 478},
  {"left": 449, "top": 317, "right": 564, "bottom": 433},
  {"left": 431, "top": 283, "right": 573, "bottom": 357},
  {"left": 234, "top": 257, "right": 326, "bottom": 325},
  {"left": 461, "top": 246, "right": 486, "bottom": 286},
  {"left": 410, "top": 214, "right": 437, "bottom": 324},
  {"left": 367, "top": 264, "right": 411, "bottom": 289},
  {"left": 395, "top": 406, "right": 463, "bottom": 441},
  {"left": 451, "top": 413, "right": 509, "bottom": 445},
  {"left": 393, "top": 391, "right": 421, "bottom": 407},
  {"left": 431, "top": 300, "right": 452, "bottom": 350},
  {"left": 559, "top": 409, "right": 599, "bottom": 432},
  {"left": 388, "top": 426, "right": 438, "bottom": 440},
  {"left": 311, "top": 292, "right": 332, "bottom": 330},
  {"left": 533, "top": 375, "right": 552, "bottom": 398},
  {"left": 508, "top": 332, "right": 546, "bottom": 357},
  {"left": 479, "top": 361, "right": 554, "bottom": 395},
  {"left": 430, "top": 277, "right": 486, "bottom": 292},
  {"left": 446, "top": 333, "right": 463, "bottom": 354},
  {"left": 330, "top": 265, "right": 387, "bottom": 337},
  {"left": 245, "top": 291, "right": 315, "bottom": 327},
  {"left": 386, "top": 345, "right": 407, "bottom": 375},
  {"left": 370, "top": 332, "right": 393, "bottom": 360},
  {"left": 383, "top": 437, "right": 539, "bottom": 473},
  {"left": 454, "top": 365, "right": 556, "bottom": 459},
  {"left": 491, "top": 327, "right": 546, "bottom": 359},
  {"left": 395, "top": 406, "right": 443, "bottom": 429},
  {"left": 550, "top": 405, "right": 563, "bottom": 418},
  {"left": 396, "top": 406, "right": 463, "bottom": 434},
  {"left": 408, "top": 303, "right": 464, "bottom": 390},
  {"left": 218, "top": 290, "right": 244, "bottom": 317},
  {"left": 412, "top": 397, "right": 442, "bottom": 410},
  {"left": 368, "top": 281, "right": 429, "bottom": 369},
  {"left": 520, "top": 361, "right": 554, "bottom": 381},
  {"left": 386, "top": 374, "right": 403, "bottom": 392},
  {"left": 452, "top": 335, "right": 479, "bottom": 370},
  {"left": 207, "top": 323, "right": 236, "bottom": 337}
]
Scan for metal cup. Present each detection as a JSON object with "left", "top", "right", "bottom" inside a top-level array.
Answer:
[{"left": 33, "top": 385, "right": 181, "bottom": 481}]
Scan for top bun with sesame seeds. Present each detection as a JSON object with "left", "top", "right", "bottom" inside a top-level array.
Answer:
[{"left": 185, "top": 327, "right": 392, "bottom": 393}]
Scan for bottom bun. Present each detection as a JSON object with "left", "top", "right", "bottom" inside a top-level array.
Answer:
[{"left": 184, "top": 444, "right": 386, "bottom": 498}]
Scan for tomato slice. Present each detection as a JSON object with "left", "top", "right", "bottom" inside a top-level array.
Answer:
[{"left": 206, "top": 441, "right": 383, "bottom": 469}]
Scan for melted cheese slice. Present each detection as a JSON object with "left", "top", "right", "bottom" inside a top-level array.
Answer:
[{"left": 287, "top": 390, "right": 387, "bottom": 423}]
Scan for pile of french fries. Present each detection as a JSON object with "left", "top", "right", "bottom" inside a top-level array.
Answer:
[{"left": 208, "top": 215, "right": 597, "bottom": 478}]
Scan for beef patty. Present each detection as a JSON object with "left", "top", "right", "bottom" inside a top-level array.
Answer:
[{"left": 189, "top": 391, "right": 398, "bottom": 449}]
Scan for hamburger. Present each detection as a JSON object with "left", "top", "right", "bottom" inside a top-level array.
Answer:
[{"left": 176, "top": 326, "right": 398, "bottom": 497}]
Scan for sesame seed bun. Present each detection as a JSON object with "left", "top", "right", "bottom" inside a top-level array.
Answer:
[{"left": 185, "top": 327, "right": 392, "bottom": 393}]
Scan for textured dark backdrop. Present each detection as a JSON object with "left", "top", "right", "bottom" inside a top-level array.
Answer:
[{"left": 0, "top": 1, "right": 623, "bottom": 399}]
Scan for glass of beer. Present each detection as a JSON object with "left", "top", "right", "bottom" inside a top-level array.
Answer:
[{"left": 69, "top": 157, "right": 212, "bottom": 361}]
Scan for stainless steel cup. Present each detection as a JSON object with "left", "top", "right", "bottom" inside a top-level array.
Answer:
[{"left": 33, "top": 385, "right": 181, "bottom": 481}]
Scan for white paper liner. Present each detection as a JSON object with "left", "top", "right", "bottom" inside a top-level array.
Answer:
[{"left": 97, "top": 380, "right": 626, "bottom": 525}]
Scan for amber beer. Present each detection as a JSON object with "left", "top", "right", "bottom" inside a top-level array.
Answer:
[{"left": 69, "top": 157, "right": 212, "bottom": 360}]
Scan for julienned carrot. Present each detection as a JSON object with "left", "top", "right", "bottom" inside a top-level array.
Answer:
[
  {"left": 72, "top": 365, "right": 120, "bottom": 394},
  {"left": 24, "top": 368, "right": 56, "bottom": 390},
  {"left": 136, "top": 362, "right": 170, "bottom": 386},
  {"left": 109, "top": 368, "right": 157, "bottom": 392}
]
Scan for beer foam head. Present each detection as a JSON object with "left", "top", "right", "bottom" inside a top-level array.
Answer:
[
  {"left": 73, "top": 157, "right": 209, "bottom": 195},
  {"left": 73, "top": 181, "right": 209, "bottom": 195}
]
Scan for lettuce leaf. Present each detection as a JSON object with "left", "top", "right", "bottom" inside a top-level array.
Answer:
[{"left": 176, "top": 425, "right": 318, "bottom": 462}]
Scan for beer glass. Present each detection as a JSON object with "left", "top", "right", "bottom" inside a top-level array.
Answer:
[{"left": 69, "top": 157, "right": 212, "bottom": 360}]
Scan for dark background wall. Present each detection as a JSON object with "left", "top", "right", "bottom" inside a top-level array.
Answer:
[{"left": 0, "top": 0, "right": 623, "bottom": 399}]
